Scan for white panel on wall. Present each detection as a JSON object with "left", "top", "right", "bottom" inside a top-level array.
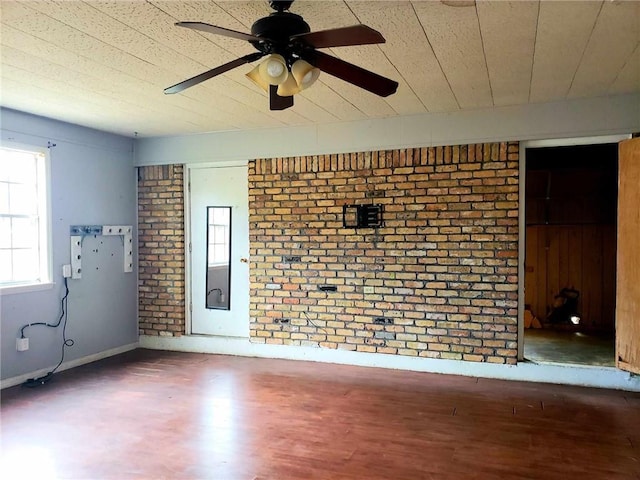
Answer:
[{"left": 134, "top": 93, "right": 640, "bottom": 166}]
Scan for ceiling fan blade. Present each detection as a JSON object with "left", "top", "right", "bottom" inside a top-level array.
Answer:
[
  {"left": 269, "top": 85, "right": 294, "bottom": 110},
  {"left": 302, "top": 50, "right": 398, "bottom": 97},
  {"left": 176, "top": 22, "right": 261, "bottom": 42},
  {"left": 165, "top": 52, "right": 265, "bottom": 94},
  {"left": 291, "top": 25, "right": 385, "bottom": 49}
]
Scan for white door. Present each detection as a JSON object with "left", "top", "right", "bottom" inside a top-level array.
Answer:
[{"left": 189, "top": 166, "right": 249, "bottom": 337}]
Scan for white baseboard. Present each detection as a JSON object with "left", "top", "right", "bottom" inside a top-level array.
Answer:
[
  {"left": 140, "top": 335, "right": 640, "bottom": 392},
  {"left": 1, "top": 342, "right": 139, "bottom": 390}
]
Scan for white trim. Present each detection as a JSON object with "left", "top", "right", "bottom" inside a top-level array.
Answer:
[
  {"left": 135, "top": 175, "right": 140, "bottom": 338},
  {"left": 189, "top": 160, "right": 248, "bottom": 169},
  {"left": 0, "top": 281, "right": 54, "bottom": 295},
  {"left": 184, "top": 166, "right": 193, "bottom": 335},
  {"left": 523, "top": 134, "right": 631, "bottom": 149},
  {"left": 1, "top": 109, "right": 134, "bottom": 154},
  {"left": 139, "top": 335, "right": 640, "bottom": 392},
  {"left": 42, "top": 145, "right": 53, "bottom": 285},
  {"left": 134, "top": 93, "right": 640, "bottom": 166},
  {"left": 517, "top": 141, "right": 526, "bottom": 360},
  {"left": 0, "top": 342, "right": 139, "bottom": 389}
]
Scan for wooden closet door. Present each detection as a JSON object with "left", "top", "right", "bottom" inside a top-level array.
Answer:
[{"left": 616, "top": 138, "right": 640, "bottom": 374}]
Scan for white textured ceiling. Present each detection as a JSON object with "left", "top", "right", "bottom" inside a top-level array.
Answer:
[{"left": 1, "top": 0, "right": 638, "bottom": 138}]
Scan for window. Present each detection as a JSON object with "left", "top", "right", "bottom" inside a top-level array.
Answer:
[
  {"left": 0, "top": 144, "right": 51, "bottom": 290},
  {"left": 207, "top": 207, "right": 230, "bottom": 266}
]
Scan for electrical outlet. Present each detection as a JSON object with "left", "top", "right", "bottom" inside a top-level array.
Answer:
[
  {"left": 62, "top": 264, "right": 72, "bottom": 278},
  {"left": 17, "top": 337, "right": 29, "bottom": 352}
]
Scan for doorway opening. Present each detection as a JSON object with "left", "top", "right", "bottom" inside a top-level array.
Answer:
[{"left": 523, "top": 143, "right": 618, "bottom": 366}]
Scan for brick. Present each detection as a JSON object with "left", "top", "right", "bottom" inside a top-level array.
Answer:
[
  {"left": 138, "top": 165, "right": 185, "bottom": 337},
  {"left": 248, "top": 145, "right": 518, "bottom": 363}
]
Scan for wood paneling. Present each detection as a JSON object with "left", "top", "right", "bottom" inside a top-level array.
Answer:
[
  {"left": 525, "top": 224, "right": 616, "bottom": 331},
  {"left": 525, "top": 169, "right": 616, "bottom": 225},
  {"left": 616, "top": 138, "right": 640, "bottom": 374}
]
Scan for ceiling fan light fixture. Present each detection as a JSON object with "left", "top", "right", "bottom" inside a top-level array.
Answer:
[
  {"left": 259, "top": 54, "right": 288, "bottom": 85},
  {"left": 246, "top": 64, "right": 269, "bottom": 92},
  {"left": 277, "top": 72, "right": 300, "bottom": 96},
  {"left": 291, "top": 59, "right": 320, "bottom": 90}
]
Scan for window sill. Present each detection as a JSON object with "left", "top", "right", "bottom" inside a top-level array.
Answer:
[{"left": 0, "top": 282, "right": 55, "bottom": 296}]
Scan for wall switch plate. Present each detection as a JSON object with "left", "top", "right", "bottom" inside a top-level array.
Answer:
[
  {"left": 17, "top": 337, "right": 29, "bottom": 351},
  {"left": 62, "top": 264, "right": 72, "bottom": 278}
]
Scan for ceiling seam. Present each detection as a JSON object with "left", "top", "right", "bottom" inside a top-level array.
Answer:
[
  {"left": 86, "top": 0, "right": 263, "bottom": 106},
  {"left": 339, "top": 1, "right": 396, "bottom": 115},
  {"left": 565, "top": 0, "right": 605, "bottom": 98},
  {"left": 213, "top": 0, "right": 254, "bottom": 32},
  {"left": 409, "top": 1, "right": 460, "bottom": 110},
  {"left": 607, "top": 42, "right": 640, "bottom": 94},
  {"left": 0, "top": 5, "right": 208, "bottom": 131},
  {"left": 528, "top": 1, "right": 541, "bottom": 103},
  {"left": 474, "top": 1, "right": 494, "bottom": 107},
  {"left": 0, "top": 44, "right": 234, "bottom": 131}
]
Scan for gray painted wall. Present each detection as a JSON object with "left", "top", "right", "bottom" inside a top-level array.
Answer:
[{"left": 0, "top": 108, "right": 137, "bottom": 381}]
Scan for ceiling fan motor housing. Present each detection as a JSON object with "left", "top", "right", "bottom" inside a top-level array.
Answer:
[
  {"left": 250, "top": 12, "right": 311, "bottom": 61},
  {"left": 269, "top": 0, "right": 294, "bottom": 12}
]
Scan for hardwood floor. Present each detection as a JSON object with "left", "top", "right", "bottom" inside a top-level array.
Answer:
[{"left": 1, "top": 349, "right": 639, "bottom": 479}]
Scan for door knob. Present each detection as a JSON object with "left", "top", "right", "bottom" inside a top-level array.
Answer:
[{"left": 240, "top": 257, "right": 248, "bottom": 263}]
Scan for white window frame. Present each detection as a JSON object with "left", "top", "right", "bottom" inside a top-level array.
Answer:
[{"left": 0, "top": 141, "right": 53, "bottom": 295}]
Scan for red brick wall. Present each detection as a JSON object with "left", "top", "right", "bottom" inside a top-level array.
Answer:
[
  {"left": 137, "top": 165, "right": 185, "bottom": 336},
  {"left": 248, "top": 143, "right": 519, "bottom": 364}
]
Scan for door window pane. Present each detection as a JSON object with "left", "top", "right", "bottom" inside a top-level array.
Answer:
[{"left": 206, "top": 206, "right": 231, "bottom": 310}]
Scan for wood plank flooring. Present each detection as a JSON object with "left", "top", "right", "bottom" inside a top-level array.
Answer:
[{"left": 1, "top": 349, "right": 639, "bottom": 479}]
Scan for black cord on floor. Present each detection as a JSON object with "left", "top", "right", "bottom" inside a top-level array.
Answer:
[{"left": 21, "top": 277, "right": 74, "bottom": 388}]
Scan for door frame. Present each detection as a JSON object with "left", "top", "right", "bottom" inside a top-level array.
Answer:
[
  {"left": 184, "top": 161, "right": 248, "bottom": 336},
  {"left": 517, "top": 134, "right": 631, "bottom": 361}
]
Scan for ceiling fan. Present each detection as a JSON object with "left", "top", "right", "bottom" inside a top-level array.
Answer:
[{"left": 164, "top": 0, "right": 399, "bottom": 111}]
